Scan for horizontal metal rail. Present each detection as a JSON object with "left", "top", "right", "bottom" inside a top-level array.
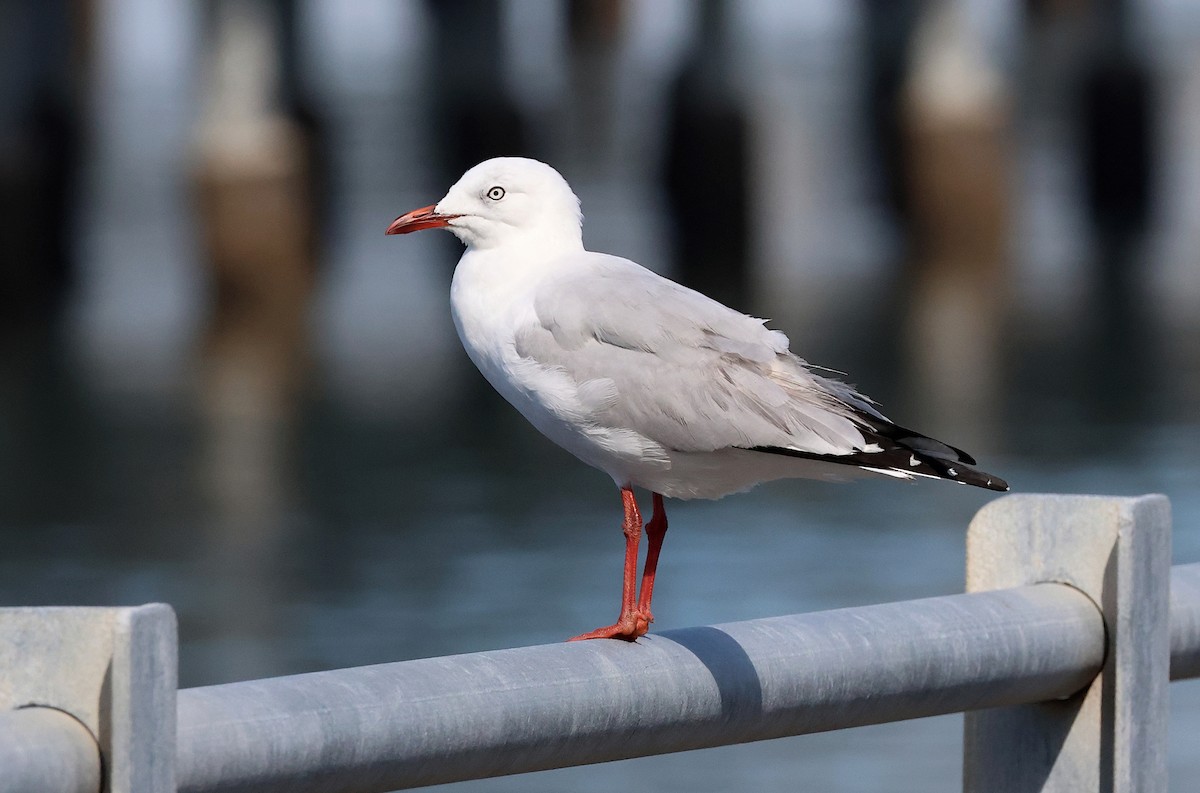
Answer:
[
  {"left": 178, "top": 583, "right": 1106, "bottom": 793},
  {"left": 4, "top": 565, "right": 1197, "bottom": 793},
  {"left": 175, "top": 564, "right": 1200, "bottom": 793},
  {"left": 1170, "top": 562, "right": 1200, "bottom": 679}
]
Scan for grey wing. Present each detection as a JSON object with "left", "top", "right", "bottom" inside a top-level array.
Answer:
[{"left": 513, "top": 255, "right": 884, "bottom": 457}]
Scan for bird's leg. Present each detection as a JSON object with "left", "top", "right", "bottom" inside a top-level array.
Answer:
[
  {"left": 568, "top": 487, "right": 646, "bottom": 641},
  {"left": 635, "top": 493, "right": 668, "bottom": 631}
]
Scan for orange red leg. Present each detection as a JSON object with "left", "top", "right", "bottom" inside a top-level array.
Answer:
[
  {"left": 637, "top": 492, "right": 669, "bottom": 628},
  {"left": 569, "top": 488, "right": 669, "bottom": 642}
]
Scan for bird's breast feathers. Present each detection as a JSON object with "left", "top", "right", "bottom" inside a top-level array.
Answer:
[{"left": 450, "top": 270, "right": 671, "bottom": 474}]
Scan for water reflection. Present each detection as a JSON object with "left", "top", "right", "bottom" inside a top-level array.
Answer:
[{"left": 1, "top": 2, "right": 1198, "bottom": 791}]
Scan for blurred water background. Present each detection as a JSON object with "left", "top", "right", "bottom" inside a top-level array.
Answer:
[{"left": 1, "top": 0, "right": 1198, "bottom": 790}]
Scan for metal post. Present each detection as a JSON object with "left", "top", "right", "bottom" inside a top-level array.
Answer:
[
  {"left": 0, "top": 604, "right": 178, "bottom": 793},
  {"left": 963, "top": 494, "right": 1171, "bottom": 793},
  {"left": 0, "top": 708, "right": 101, "bottom": 793}
]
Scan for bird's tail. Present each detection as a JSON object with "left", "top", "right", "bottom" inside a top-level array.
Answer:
[
  {"left": 855, "top": 419, "right": 1009, "bottom": 491},
  {"left": 750, "top": 419, "right": 1009, "bottom": 492}
]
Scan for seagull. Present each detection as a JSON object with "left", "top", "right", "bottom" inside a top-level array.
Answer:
[{"left": 387, "top": 157, "right": 1008, "bottom": 642}]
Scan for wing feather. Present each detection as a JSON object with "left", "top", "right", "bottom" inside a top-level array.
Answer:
[{"left": 514, "top": 255, "right": 877, "bottom": 457}]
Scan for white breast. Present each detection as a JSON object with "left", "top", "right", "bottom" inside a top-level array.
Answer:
[{"left": 449, "top": 251, "right": 668, "bottom": 486}]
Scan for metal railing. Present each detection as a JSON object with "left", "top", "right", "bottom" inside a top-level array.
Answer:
[{"left": 1, "top": 494, "right": 1196, "bottom": 793}]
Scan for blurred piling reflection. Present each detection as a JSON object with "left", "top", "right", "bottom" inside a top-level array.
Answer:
[
  {"left": 664, "top": 0, "right": 751, "bottom": 307},
  {"left": 0, "top": 0, "right": 87, "bottom": 328},
  {"left": 192, "top": 0, "right": 316, "bottom": 681},
  {"left": 901, "top": 0, "right": 1010, "bottom": 442},
  {"left": 426, "top": 0, "right": 527, "bottom": 179},
  {"left": 565, "top": 0, "right": 624, "bottom": 161},
  {"left": 1077, "top": 0, "right": 1156, "bottom": 420}
]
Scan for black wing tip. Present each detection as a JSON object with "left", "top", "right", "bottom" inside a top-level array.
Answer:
[
  {"left": 984, "top": 472, "right": 1010, "bottom": 492},
  {"left": 749, "top": 445, "right": 1010, "bottom": 493},
  {"left": 955, "top": 468, "right": 1009, "bottom": 492},
  {"left": 748, "top": 402, "right": 1009, "bottom": 492}
]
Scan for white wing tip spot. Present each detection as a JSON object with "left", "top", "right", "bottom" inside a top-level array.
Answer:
[
  {"left": 947, "top": 467, "right": 958, "bottom": 477},
  {"left": 908, "top": 455, "right": 920, "bottom": 467}
]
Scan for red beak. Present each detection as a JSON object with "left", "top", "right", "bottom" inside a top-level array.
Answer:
[{"left": 385, "top": 204, "right": 458, "bottom": 235}]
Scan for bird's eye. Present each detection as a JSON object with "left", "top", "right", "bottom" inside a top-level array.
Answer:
[{"left": 486, "top": 186, "right": 505, "bottom": 201}]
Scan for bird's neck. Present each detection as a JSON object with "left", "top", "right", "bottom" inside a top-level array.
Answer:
[
  {"left": 453, "top": 234, "right": 584, "bottom": 313},
  {"left": 467, "top": 233, "right": 583, "bottom": 270}
]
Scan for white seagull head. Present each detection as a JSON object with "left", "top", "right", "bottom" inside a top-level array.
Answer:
[{"left": 387, "top": 157, "right": 583, "bottom": 252}]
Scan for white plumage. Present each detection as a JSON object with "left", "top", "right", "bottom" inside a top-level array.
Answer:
[{"left": 388, "top": 157, "right": 1006, "bottom": 640}]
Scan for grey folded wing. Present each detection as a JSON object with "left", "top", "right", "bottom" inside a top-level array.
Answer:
[{"left": 513, "top": 255, "right": 882, "bottom": 458}]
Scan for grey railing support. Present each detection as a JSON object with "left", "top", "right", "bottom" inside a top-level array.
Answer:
[
  {"left": 0, "top": 604, "right": 178, "bottom": 793},
  {"left": 176, "top": 583, "right": 1105, "bottom": 793},
  {"left": 3, "top": 497, "right": 1198, "bottom": 793},
  {"left": 0, "top": 707, "right": 101, "bottom": 793},
  {"left": 963, "top": 494, "right": 1172, "bottom": 793}
]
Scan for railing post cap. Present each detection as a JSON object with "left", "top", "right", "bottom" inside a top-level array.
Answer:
[{"left": 0, "top": 603, "right": 178, "bottom": 793}]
